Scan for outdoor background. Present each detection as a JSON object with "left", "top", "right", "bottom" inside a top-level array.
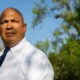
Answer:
[
  {"left": 0, "top": 0, "right": 80, "bottom": 80},
  {"left": 0, "top": 0, "right": 60, "bottom": 46}
]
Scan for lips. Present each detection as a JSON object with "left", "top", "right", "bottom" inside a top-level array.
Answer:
[{"left": 6, "top": 31, "right": 16, "bottom": 36}]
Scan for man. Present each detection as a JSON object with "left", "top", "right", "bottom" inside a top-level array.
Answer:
[{"left": 0, "top": 7, "right": 54, "bottom": 80}]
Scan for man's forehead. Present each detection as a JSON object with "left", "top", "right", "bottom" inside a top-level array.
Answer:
[
  {"left": 2, "top": 9, "right": 20, "bottom": 16},
  {"left": 2, "top": 10, "right": 21, "bottom": 17},
  {"left": 0, "top": 8, "right": 24, "bottom": 22},
  {"left": 0, "top": 13, "right": 20, "bottom": 21}
]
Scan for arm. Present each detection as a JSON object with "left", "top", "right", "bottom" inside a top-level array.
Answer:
[{"left": 23, "top": 49, "right": 54, "bottom": 80}]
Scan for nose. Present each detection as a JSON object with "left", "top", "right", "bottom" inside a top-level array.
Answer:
[{"left": 6, "top": 21, "right": 12, "bottom": 30}]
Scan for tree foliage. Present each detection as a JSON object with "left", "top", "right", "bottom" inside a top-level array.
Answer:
[
  {"left": 35, "top": 40, "right": 50, "bottom": 54},
  {"left": 49, "top": 37, "right": 80, "bottom": 80},
  {"left": 32, "top": 0, "right": 80, "bottom": 80}
]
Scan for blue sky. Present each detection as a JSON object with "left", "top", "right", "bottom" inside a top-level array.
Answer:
[{"left": 0, "top": 0, "right": 62, "bottom": 47}]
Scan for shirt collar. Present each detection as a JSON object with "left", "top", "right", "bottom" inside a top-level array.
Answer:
[{"left": 10, "top": 37, "right": 26, "bottom": 54}]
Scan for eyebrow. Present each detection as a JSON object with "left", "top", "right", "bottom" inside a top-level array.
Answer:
[
  {"left": 10, "top": 19, "right": 19, "bottom": 21},
  {"left": 0, "top": 19, "right": 19, "bottom": 24},
  {"left": 1, "top": 18, "right": 19, "bottom": 21}
]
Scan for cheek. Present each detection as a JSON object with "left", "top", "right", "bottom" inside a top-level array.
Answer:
[
  {"left": 0, "top": 28, "right": 4, "bottom": 34},
  {"left": 16, "top": 28, "right": 24, "bottom": 36},
  {"left": 0, "top": 28, "right": 5, "bottom": 34}
]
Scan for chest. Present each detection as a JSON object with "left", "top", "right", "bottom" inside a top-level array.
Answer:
[{"left": 0, "top": 52, "right": 24, "bottom": 80}]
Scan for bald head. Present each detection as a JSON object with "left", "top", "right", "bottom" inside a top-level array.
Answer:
[{"left": 0, "top": 7, "right": 24, "bottom": 23}]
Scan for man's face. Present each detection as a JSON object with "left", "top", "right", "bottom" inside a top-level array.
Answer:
[{"left": 0, "top": 9, "right": 26, "bottom": 47}]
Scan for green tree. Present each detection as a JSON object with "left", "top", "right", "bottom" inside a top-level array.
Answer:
[
  {"left": 49, "top": 37, "right": 80, "bottom": 80},
  {"left": 32, "top": 0, "right": 80, "bottom": 52},
  {"left": 32, "top": 0, "right": 80, "bottom": 80},
  {"left": 35, "top": 40, "right": 50, "bottom": 55}
]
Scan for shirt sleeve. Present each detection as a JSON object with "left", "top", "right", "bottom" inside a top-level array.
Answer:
[{"left": 23, "top": 49, "right": 54, "bottom": 80}]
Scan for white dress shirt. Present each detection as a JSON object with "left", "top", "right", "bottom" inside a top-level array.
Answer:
[{"left": 0, "top": 37, "right": 54, "bottom": 80}]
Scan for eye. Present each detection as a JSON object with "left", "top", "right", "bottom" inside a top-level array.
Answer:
[
  {"left": 11, "top": 19, "right": 19, "bottom": 23},
  {"left": 0, "top": 20, "right": 8, "bottom": 24}
]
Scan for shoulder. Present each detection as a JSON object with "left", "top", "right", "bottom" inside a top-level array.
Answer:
[
  {"left": 23, "top": 45, "right": 51, "bottom": 68},
  {"left": 32, "top": 47, "right": 48, "bottom": 61},
  {"left": 22, "top": 46, "right": 54, "bottom": 80},
  {"left": 23, "top": 40, "right": 47, "bottom": 58},
  {"left": 19, "top": 39, "right": 52, "bottom": 67},
  {"left": 19, "top": 41, "right": 54, "bottom": 79}
]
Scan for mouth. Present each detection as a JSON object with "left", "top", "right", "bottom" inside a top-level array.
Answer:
[{"left": 6, "top": 32, "right": 16, "bottom": 36}]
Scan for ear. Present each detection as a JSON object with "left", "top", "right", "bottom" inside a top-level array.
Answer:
[{"left": 23, "top": 23, "right": 27, "bottom": 32}]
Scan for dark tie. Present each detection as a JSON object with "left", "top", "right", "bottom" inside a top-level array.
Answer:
[{"left": 0, "top": 47, "right": 10, "bottom": 67}]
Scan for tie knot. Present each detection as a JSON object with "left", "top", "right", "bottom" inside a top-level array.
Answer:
[{"left": 4, "top": 47, "right": 10, "bottom": 54}]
